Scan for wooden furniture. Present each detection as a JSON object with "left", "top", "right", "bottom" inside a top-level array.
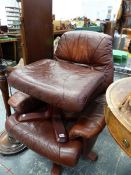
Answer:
[
  {"left": 21, "top": 0, "right": 53, "bottom": 65},
  {"left": 0, "top": 65, "right": 26, "bottom": 155},
  {"left": 118, "top": 28, "right": 131, "bottom": 51},
  {"left": 124, "top": 0, "right": 131, "bottom": 28},
  {"left": 0, "top": 37, "right": 17, "bottom": 61},
  {"left": 105, "top": 77, "right": 131, "bottom": 157},
  {"left": 103, "top": 21, "right": 115, "bottom": 38},
  {"left": 7, "top": 33, "right": 22, "bottom": 63}
]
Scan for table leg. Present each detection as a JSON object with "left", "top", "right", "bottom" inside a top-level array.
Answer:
[{"left": 13, "top": 41, "right": 17, "bottom": 62}]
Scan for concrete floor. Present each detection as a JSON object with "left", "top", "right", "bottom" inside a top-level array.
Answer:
[{"left": 0, "top": 72, "right": 131, "bottom": 175}]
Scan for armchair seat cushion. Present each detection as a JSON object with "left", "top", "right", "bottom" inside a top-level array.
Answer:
[
  {"left": 8, "top": 59, "right": 104, "bottom": 112},
  {"left": 5, "top": 112, "right": 81, "bottom": 167}
]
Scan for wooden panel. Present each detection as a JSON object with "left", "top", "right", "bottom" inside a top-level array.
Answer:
[
  {"left": 21, "top": 0, "right": 53, "bottom": 64},
  {"left": 105, "top": 106, "right": 131, "bottom": 157},
  {"left": 105, "top": 77, "right": 131, "bottom": 157}
]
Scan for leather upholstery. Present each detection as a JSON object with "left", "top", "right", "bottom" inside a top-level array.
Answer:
[
  {"left": 6, "top": 111, "right": 81, "bottom": 167},
  {"left": 55, "top": 31, "right": 113, "bottom": 91},
  {"left": 69, "top": 94, "right": 106, "bottom": 139},
  {"left": 6, "top": 31, "right": 114, "bottom": 174},
  {"left": 8, "top": 91, "right": 44, "bottom": 114},
  {"left": 6, "top": 93, "right": 105, "bottom": 166},
  {"left": 8, "top": 59, "right": 104, "bottom": 112},
  {"left": 6, "top": 109, "right": 81, "bottom": 166}
]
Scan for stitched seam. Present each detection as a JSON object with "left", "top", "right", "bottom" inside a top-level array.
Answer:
[
  {"left": 92, "top": 36, "right": 106, "bottom": 59},
  {"left": 64, "top": 33, "right": 73, "bottom": 61},
  {"left": 75, "top": 31, "right": 81, "bottom": 62}
]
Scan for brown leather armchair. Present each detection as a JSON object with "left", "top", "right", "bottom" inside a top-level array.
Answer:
[{"left": 6, "top": 31, "right": 114, "bottom": 175}]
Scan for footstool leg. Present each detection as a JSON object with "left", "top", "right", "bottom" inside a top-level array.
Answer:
[
  {"left": 51, "top": 163, "right": 62, "bottom": 175},
  {"left": 86, "top": 151, "right": 98, "bottom": 161}
]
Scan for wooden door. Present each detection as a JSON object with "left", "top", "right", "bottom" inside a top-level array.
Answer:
[{"left": 21, "top": 0, "right": 53, "bottom": 64}]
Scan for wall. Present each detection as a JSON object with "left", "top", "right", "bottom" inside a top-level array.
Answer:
[
  {"left": 0, "top": 0, "right": 122, "bottom": 25},
  {"left": 53, "top": 0, "right": 122, "bottom": 20},
  {"left": 0, "top": 0, "right": 19, "bottom": 25}
]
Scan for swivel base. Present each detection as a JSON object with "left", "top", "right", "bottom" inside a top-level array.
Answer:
[{"left": 0, "top": 130, "right": 27, "bottom": 155}]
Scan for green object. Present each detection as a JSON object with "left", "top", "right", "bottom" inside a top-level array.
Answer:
[
  {"left": 113, "top": 50, "right": 128, "bottom": 64},
  {"left": 75, "top": 26, "right": 102, "bottom": 32},
  {"left": 0, "top": 37, "right": 16, "bottom": 41}
]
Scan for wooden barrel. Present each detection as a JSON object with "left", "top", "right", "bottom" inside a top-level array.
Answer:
[{"left": 105, "top": 77, "right": 131, "bottom": 157}]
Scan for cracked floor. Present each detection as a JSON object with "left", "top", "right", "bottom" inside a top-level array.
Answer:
[{"left": 0, "top": 72, "right": 131, "bottom": 175}]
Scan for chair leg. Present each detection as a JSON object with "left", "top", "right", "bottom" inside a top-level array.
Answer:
[
  {"left": 86, "top": 151, "right": 98, "bottom": 161},
  {"left": 51, "top": 163, "right": 62, "bottom": 175}
]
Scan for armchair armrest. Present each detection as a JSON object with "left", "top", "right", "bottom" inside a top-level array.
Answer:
[
  {"left": 8, "top": 91, "right": 44, "bottom": 114},
  {"left": 69, "top": 115, "right": 105, "bottom": 140},
  {"left": 69, "top": 94, "right": 106, "bottom": 140}
]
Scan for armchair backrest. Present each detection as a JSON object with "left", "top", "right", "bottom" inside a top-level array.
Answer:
[{"left": 55, "top": 31, "right": 114, "bottom": 90}]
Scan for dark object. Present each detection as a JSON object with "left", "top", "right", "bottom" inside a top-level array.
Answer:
[
  {"left": 0, "top": 64, "right": 10, "bottom": 117},
  {"left": 0, "top": 64, "right": 11, "bottom": 153},
  {"left": 104, "top": 21, "right": 114, "bottom": 37},
  {"left": 0, "top": 26, "right": 8, "bottom": 33},
  {"left": 21, "top": 0, "right": 53, "bottom": 64},
  {"left": 83, "top": 17, "right": 90, "bottom": 27},
  {"left": 128, "top": 40, "right": 131, "bottom": 53},
  {"left": 116, "top": 0, "right": 127, "bottom": 33},
  {"left": 6, "top": 31, "right": 114, "bottom": 174}
]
